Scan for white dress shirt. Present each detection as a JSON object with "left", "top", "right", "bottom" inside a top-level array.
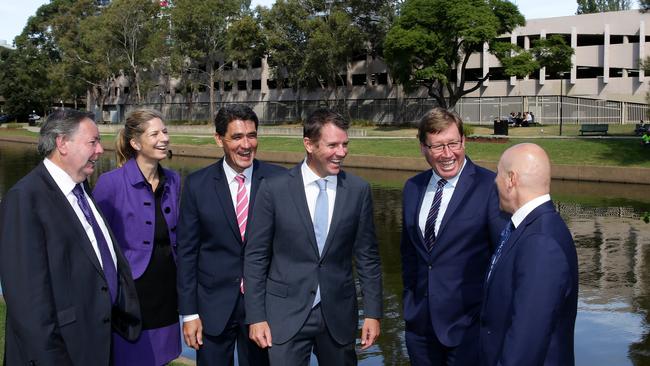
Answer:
[
  {"left": 511, "top": 194, "right": 551, "bottom": 229},
  {"left": 301, "top": 160, "right": 337, "bottom": 231},
  {"left": 418, "top": 158, "right": 467, "bottom": 238},
  {"left": 43, "top": 158, "right": 117, "bottom": 269}
]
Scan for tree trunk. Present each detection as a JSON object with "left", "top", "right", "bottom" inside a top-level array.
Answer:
[{"left": 208, "top": 63, "right": 215, "bottom": 123}]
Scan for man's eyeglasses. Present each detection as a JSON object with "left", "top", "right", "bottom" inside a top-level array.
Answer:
[{"left": 423, "top": 141, "right": 462, "bottom": 153}]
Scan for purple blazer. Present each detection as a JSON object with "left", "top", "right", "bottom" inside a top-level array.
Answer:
[{"left": 93, "top": 158, "right": 180, "bottom": 279}]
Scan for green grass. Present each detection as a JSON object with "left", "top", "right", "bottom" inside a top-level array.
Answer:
[{"left": 2, "top": 127, "right": 649, "bottom": 168}]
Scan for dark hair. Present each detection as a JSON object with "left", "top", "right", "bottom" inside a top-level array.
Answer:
[
  {"left": 116, "top": 109, "right": 164, "bottom": 166},
  {"left": 38, "top": 109, "right": 95, "bottom": 158},
  {"left": 214, "top": 104, "right": 259, "bottom": 136},
  {"left": 417, "top": 107, "right": 464, "bottom": 144},
  {"left": 303, "top": 109, "right": 349, "bottom": 142}
]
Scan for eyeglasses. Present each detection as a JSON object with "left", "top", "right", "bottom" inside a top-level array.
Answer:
[{"left": 423, "top": 141, "right": 463, "bottom": 153}]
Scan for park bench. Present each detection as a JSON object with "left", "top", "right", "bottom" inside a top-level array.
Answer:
[{"left": 579, "top": 124, "right": 609, "bottom": 136}]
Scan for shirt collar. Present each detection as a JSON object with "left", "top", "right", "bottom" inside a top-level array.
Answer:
[
  {"left": 511, "top": 194, "right": 551, "bottom": 228},
  {"left": 223, "top": 159, "right": 253, "bottom": 184},
  {"left": 43, "top": 158, "right": 79, "bottom": 196},
  {"left": 301, "top": 159, "right": 337, "bottom": 188},
  {"left": 430, "top": 157, "right": 467, "bottom": 188}
]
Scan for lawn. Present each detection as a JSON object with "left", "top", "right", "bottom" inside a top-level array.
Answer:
[{"left": 1, "top": 126, "right": 648, "bottom": 168}]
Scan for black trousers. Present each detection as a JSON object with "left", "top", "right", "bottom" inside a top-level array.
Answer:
[{"left": 197, "top": 295, "right": 269, "bottom": 366}]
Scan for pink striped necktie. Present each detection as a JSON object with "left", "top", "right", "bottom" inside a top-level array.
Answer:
[
  {"left": 235, "top": 173, "right": 248, "bottom": 294},
  {"left": 235, "top": 173, "right": 249, "bottom": 241}
]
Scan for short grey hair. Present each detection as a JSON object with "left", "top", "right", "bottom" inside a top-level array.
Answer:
[{"left": 38, "top": 109, "right": 95, "bottom": 158}]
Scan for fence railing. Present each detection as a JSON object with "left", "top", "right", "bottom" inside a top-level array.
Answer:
[{"left": 108, "top": 96, "right": 648, "bottom": 125}]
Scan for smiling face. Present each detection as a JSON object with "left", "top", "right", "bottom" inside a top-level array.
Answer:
[
  {"left": 420, "top": 123, "right": 466, "bottom": 180},
  {"left": 215, "top": 119, "right": 258, "bottom": 173},
  {"left": 304, "top": 122, "right": 349, "bottom": 178},
  {"left": 58, "top": 118, "right": 104, "bottom": 183},
  {"left": 131, "top": 117, "right": 169, "bottom": 163}
]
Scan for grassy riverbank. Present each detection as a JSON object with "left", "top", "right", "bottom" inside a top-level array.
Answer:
[{"left": 1, "top": 126, "right": 648, "bottom": 168}]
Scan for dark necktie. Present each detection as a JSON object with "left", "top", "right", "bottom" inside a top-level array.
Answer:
[
  {"left": 486, "top": 221, "right": 515, "bottom": 282},
  {"left": 72, "top": 184, "right": 118, "bottom": 303},
  {"left": 424, "top": 178, "right": 447, "bottom": 252}
]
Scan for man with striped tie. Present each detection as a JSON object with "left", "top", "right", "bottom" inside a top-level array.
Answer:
[
  {"left": 400, "top": 108, "right": 508, "bottom": 366},
  {"left": 177, "top": 104, "right": 285, "bottom": 365}
]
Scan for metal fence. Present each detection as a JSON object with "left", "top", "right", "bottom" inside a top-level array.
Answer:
[{"left": 114, "top": 95, "right": 648, "bottom": 125}]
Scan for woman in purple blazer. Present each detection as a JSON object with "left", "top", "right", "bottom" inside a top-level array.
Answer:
[{"left": 94, "top": 109, "right": 181, "bottom": 365}]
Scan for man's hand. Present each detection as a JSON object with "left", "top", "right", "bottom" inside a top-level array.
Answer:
[
  {"left": 249, "top": 321, "right": 273, "bottom": 348},
  {"left": 183, "top": 318, "right": 204, "bottom": 350},
  {"left": 360, "top": 318, "right": 380, "bottom": 350}
]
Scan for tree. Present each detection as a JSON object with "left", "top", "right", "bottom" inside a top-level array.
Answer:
[
  {"left": 641, "top": 0, "right": 650, "bottom": 12},
  {"left": 384, "top": 0, "right": 532, "bottom": 110},
  {"left": 171, "top": 0, "right": 247, "bottom": 121},
  {"left": 576, "top": 0, "right": 631, "bottom": 14},
  {"left": 98, "top": 0, "right": 162, "bottom": 104}
]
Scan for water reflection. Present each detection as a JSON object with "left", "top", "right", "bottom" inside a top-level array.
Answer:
[{"left": 1, "top": 141, "right": 649, "bottom": 365}]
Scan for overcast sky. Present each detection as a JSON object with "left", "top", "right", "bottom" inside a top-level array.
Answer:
[{"left": 0, "top": 0, "right": 638, "bottom": 45}]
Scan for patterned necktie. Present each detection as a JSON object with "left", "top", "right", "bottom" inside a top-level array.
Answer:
[
  {"left": 424, "top": 178, "right": 447, "bottom": 252},
  {"left": 313, "top": 179, "right": 328, "bottom": 307},
  {"left": 486, "top": 221, "right": 515, "bottom": 282},
  {"left": 72, "top": 184, "right": 118, "bottom": 303},
  {"left": 235, "top": 173, "right": 249, "bottom": 241}
]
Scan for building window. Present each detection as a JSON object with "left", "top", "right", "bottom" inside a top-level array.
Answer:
[
  {"left": 335, "top": 75, "right": 347, "bottom": 87},
  {"left": 238, "top": 80, "right": 248, "bottom": 91},
  {"left": 213, "top": 81, "right": 220, "bottom": 91},
  {"left": 267, "top": 79, "right": 277, "bottom": 89},
  {"left": 352, "top": 74, "right": 367, "bottom": 86},
  {"left": 252, "top": 80, "right": 261, "bottom": 90},
  {"left": 123, "top": 87, "right": 130, "bottom": 94},
  {"left": 223, "top": 81, "right": 233, "bottom": 91},
  {"left": 252, "top": 58, "right": 262, "bottom": 68}
]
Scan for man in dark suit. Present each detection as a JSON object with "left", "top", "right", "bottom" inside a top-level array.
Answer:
[
  {"left": 177, "top": 104, "right": 284, "bottom": 365},
  {"left": 480, "top": 143, "right": 578, "bottom": 366},
  {"left": 244, "top": 109, "right": 383, "bottom": 365},
  {"left": 0, "top": 109, "right": 141, "bottom": 365},
  {"left": 401, "top": 108, "right": 507, "bottom": 365}
]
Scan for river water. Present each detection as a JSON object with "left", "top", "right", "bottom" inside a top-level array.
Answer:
[{"left": 1, "top": 141, "right": 649, "bottom": 365}]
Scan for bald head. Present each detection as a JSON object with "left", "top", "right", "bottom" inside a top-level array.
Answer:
[{"left": 495, "top": 143, "right": 551, "bottom": 213}]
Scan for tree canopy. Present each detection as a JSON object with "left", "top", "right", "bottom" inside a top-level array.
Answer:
[
  {"left": 384, "top": 0, "right": 573, "bottom": 110},
  {"left": 576, "top": 0, "right": 631, "bottom": 14}
]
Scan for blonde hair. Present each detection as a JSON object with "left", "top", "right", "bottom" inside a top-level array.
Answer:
[{"left": 116, "top": 109, "right": 164, "bottom": 166}]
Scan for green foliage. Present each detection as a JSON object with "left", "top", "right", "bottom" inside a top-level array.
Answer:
[
  {"left": 576, "top": 0, "right": 631, "bottom": 14},
  {"left": 350, "top": 119, "right": 376, "bottom": 127},
  {"left": 384, "top": 0, "right": 528, "bottom": 111},
  {"left": 642, "top": 212, "right": 650, "bottom": 223},
  {"left": 642, "top": 0, "right": 650, "bottom": 12},
  {"left": 531, "top": 35, "right": 574, "bottom": 77},
  {"left": 462, "top": 124, "right": 475, "bottom": 136}
]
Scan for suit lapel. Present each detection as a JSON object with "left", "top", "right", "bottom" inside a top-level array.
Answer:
[
  {"left": 411, "top": 171, "right": 432, "bottom": 254},
  {"left": 37, "top": 164, "right": 104, "bottom": 276},
  {"left": 212, "top": 160, "right": 242, "bottom": 244},
  {"left": 485, "top": 201, "right": 556, "bottom": 290},
  {"left": 319, "top": 171, "right": 347, "bottom": 259},
  {"left": 287, "top": 165, "right": 320, "bottom": 256}
]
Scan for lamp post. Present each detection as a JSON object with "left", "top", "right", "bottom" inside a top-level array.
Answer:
[{"left": 558, "top": 71, "right": 568, "bottom": 136}]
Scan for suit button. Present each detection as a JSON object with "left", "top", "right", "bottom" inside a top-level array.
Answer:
[
  {"left": 235, "top": 277, "right": 241, "bottom": 283},
  {"left": 103, "top": 317, "right": 110, "bottom": 323},
  {"left": 487, "top": 330, "right": 492, "bottom": 335},
  {"left": 428, "top": 265, "right": 432, "bottom": 270},
  {"left": 311, "top": 290, "right": 316, "bottom": 295},
  {"left": 145, "top": 221, "right": 152, "bottom": 225},
  {"left": 143, "top": 240, "right": 150, "bottom": 245},
  {"left": 101, "top": 286, "right": 108, "bottom": 292},
  {"left": 171, "top": 226, "right": 177, "bottom": 232},
  {"left": 165, "top": 207, "right": 171, "bottom": 214}
]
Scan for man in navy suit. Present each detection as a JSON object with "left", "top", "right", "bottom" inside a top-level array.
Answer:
[
  {"left": 245, "top": 109, "right": 383, "bottom": 365},
  {"left": 401, "top": 108, "right": 507, "bottom": 365},
  {"left": 480, "top": 143, "right": 578, "bottom": 366},
  {"left": 177, "top": 105, "right": 284, "bottom": 365}
]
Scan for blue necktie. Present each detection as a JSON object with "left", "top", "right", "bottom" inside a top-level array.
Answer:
[
  {"left": 486, "top": 221, "right": 515, "bottom": 282},
  {"left": 313, "top": 179, "right": 328, "bottom": 306},
  {"left": 72, "top": 184, "right": 118, "bottom": 303},
  {"left": 424, "top": 178, "right": 447, "bottom": 252}
]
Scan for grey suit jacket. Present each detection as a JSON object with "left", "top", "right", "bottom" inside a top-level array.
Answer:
[
  {"left": 0, "top": 162, "right": 141, "bottom": 366},
  {"left": 244, "top": 164, "right": 383, "bottom": 345}
]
